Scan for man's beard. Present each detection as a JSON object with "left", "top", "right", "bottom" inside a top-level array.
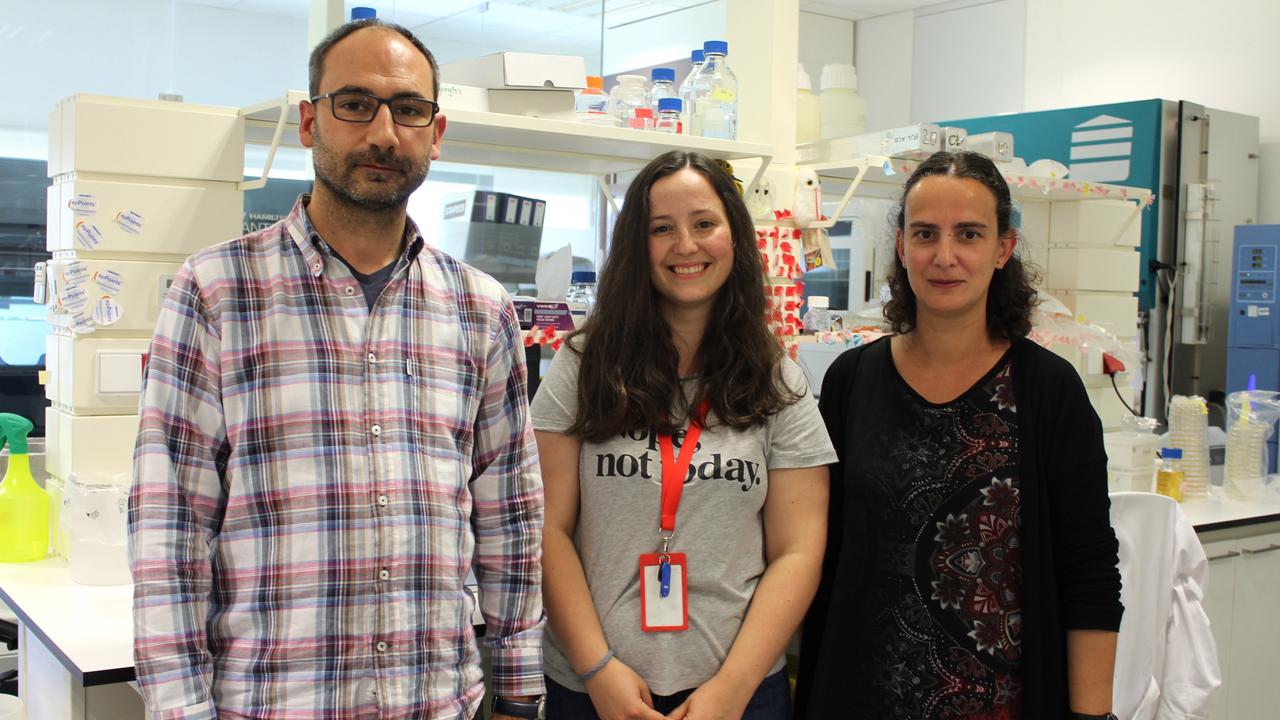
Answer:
[{"left": 311, "top": 130, "right": 430, "bottom": 211}]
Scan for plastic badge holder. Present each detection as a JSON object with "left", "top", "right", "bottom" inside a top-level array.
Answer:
[
  {"left": 61, "top": 473, "right": 131, "bottom": 586},
  {"left": 1225, "top": 390, "right": 1280, "bottom": 502}
]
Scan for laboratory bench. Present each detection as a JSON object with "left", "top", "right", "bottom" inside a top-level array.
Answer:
[{"left": 1, "top": 497, "right": 1278, "bottom": 719}]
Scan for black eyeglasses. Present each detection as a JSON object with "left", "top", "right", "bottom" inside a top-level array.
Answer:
[{"left": 311, "top": 91, "right": 440, "bottom": 127}]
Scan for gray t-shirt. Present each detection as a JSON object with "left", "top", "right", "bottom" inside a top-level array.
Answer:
[{"left": 530, "top": 348, "right": 837, "bottom": 695}]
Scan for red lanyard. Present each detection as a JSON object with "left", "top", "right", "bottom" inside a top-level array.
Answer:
[{"left": 658, "top": 398, "right": 710, "bottom": 535}]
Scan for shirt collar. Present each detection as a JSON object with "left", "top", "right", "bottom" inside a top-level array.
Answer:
[{"left": 285, "top": 193, "right": 426, "bottom": 278}]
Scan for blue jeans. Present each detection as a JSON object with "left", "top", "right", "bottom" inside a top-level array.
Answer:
[{"left": 545, "top": 669, "right": 790, "bottom": 719}]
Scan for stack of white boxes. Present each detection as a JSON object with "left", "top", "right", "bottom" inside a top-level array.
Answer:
[
  {"left": 1022, "top": 198, "right": 1143, "bottom": 430},
  {"left": 40, "top": 95, "right": 243, "bottom": 555}
]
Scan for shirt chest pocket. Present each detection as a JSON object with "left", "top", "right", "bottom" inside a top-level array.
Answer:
[{"left": 403, "top": 350, "right": 482, "bottom": 459}]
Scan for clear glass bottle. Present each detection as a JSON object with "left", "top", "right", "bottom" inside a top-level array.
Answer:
[
  {"left": 654, "top": 98, "right": 682, "bottom": 134},
  {"left": 689, "top": 40, "right": 737, "bottom": 140},
  {"left": 649, "top": 67, "right": 678, "bottom": 114},
  {"left": 1156, "top": 447, "right": 1184, "bottom": 502},
  {"left": 575, "top": 75, "right": 613, "bottom": 125},
  {"left": 802, "top": 295, "right": 832, "bottom": 333},
  {"left": 678, "top": 48, "right": 704, "bottom": 136},
  {"left": 566, "top": 270, "right": 597, "bottom": 326},
  {"left": 608, "top": 74, "right": 650, "bottom": 129}
]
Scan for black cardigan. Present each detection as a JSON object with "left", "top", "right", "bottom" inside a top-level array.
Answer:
[{"left": 795, "top": 336, "right": 1124, "bottom": 719}]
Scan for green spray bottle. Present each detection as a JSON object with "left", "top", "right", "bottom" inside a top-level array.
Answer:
[{"left": 0, "top": 413, "right": 49, "bottom": 562}]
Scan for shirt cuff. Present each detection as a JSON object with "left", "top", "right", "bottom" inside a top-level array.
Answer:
[
  {"left": 489, "top": 644, "right": 547, "bottom": 698},
  {"left": 147, "top": 699, "right": 217, "bottom": 720}
]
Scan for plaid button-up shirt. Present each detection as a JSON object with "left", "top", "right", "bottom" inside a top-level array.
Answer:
[{"left": 129, "top": 196, "right": 544, "bottom": 720}]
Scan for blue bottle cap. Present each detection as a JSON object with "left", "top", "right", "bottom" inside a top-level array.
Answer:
[
  {"left": 1162, "top": 447, "right": 1183, "bottom": 459},
  {"left": 658, "top": 97, "right": 682, "bottom": 113},
  {"left": 691, "top": 49, "right": 705, "bottom": 64},
  {"left": 351, "top": 6, "right": 376, "bottom": 20},
  {"left": 651, "top": 68, "right": 676, "bottom": 83},
  {"left": 703, "top": 40, "right": 728, "bottom": 56},
  {"left": 570, "top": 270, "right": 597, "bottom": 284}
]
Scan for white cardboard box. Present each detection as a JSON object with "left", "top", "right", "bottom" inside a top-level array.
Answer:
[
  {"left": 49, "top": 94, "right": 244, "bottom": 182},
  {"left": 441, "top": 52, "right": 587, "bottom": 90},
  {"left": 1049, "top": 199, "right": 1142, "bottom": 248},
  {"left": 438, "top": 83, "right": 489, "bottom": 112},
  {"left": 48, "top": 176, "right": 242, "bottom": 259},
  {"left": 1047, "top": 247, "right": 1140, "bottom": 293},
  {"left": 487, "top": 88, "right": 577, "bottom": 120}
]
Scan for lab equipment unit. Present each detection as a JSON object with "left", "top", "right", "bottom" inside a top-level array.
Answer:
[
  {"left": 1226, "top": 224, "right": 1280, "bottom": 473},
  {"left": 943, "top": 100, "right": 1261, "bottom": 418}
]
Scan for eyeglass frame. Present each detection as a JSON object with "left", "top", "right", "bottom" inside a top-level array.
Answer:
[{"left": 309, "top": 91, "right": 441, "bottom": 128}]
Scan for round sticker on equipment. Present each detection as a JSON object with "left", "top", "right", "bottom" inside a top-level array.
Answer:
[
  {"left": 62, "top": 261, "right": 90, "bottom": 286},
  {"left": 75, "top": 222, "right": 103, "bottom": 250},
  {"left": 94, "top": 269, "right": 124, "bottom": 295},
  {"left": 92, "top": 296, "right": 123, "bottom": 326},
  {"left": 68, "top": 193, "right": 97, "bottom": 216},
  {"left": 70, "top": 313, "right": 97, "bottom": 335},
  {"left": 115, "top": 211, "right": 144, "bottom": 235},
  {"left": 57, "top": 285, "right": 89, "bottom": 314}
]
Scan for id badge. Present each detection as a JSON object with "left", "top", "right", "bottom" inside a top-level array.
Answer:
[{"left": 639, "top": 552, "right": 688, "bottom": 632}]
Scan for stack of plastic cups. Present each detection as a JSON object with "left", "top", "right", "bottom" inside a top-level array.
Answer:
[{"left": 1168, "top": 395, "right": 1210, "bottom": 499}]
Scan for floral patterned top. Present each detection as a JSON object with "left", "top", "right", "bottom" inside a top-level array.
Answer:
[{"left": 854, "top": 352, "right": 1023, "bottom": 720}]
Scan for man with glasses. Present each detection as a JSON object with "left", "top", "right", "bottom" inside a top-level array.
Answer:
[{"left": 129, "top": 19, "right": 545, "bottom": 720}]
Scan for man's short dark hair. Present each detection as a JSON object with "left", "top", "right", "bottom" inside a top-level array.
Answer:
[{"left": 308, "top": 19, "right": 441, "bottom": 101}]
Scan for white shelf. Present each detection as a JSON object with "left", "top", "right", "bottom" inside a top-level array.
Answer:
[{"left": 242, "top": 91, "right": 773, "bottom": 177}]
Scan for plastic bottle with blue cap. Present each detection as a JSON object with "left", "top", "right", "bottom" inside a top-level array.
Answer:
[
  {"left": 689, "top": 41, "right": 737, "bottom": 140},
  {"left": 654, "top": 98, "right": 683, "bottom": 134},
  {"left": 351, "top": 6, "right": 377, "bottom": 20},
  {"left": 566, "top": 270, "right": 597, "bottom": 327},
  {"left": 649, "top": 67, "right": 678, "bottom": 117},
  {"left": 678, "top": 49, "right": 705, "bottom": 134}
]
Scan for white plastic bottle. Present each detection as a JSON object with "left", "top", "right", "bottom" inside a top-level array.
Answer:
[
  {"left": 819, "top": 63, "right": 867, "bottom": 140},
  {"left": 655, "top": 98, "right": 682, "bottom": 134},
  {"left": 649, "top": 68, "right": 678, "bottom": 114},
  {"left": 678, "top": 48, "right": 704, "bottom": 136},
  {"left": 796, "top": 63, "right": 821, "bottom": 144},
  {"left": 803, "top": 295, "right": 832, "bottom": 333},
  {"left": 608, "top": 74, "right": 650, "bottom": 129},
  {"left": 690, "top": 40, "right": 738, "bottom": 140}
]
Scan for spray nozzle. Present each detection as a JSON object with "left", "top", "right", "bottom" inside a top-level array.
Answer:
[{"left": 0, "top": 413, "right": 34, "bottom": 455}]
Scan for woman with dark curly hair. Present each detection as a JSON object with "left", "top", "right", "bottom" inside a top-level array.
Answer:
[
  {"left": 531, "top": 151, "right": 836, "bottom": 720},
  {"left": 794, "top": 151, "right": 1123, "bottom": 720}
]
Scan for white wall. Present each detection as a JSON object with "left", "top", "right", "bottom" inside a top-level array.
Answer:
[
  {"left": 602, "top": 2, "right": 726, "bottom": 76},
  {"left": 798, "top": 11, "right": 855, "bottom": 93},
  {"left": 854, "top": 10, "right": 914, "bottom": 131},
  {"left": 912, "top": 0, "right": 1024, "bottom": 122}
]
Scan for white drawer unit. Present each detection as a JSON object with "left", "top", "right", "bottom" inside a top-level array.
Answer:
[
  {"left": 1017, "top": 201, "right": 1051, "bottom": 270},
  {"left": 1086, "top": 383, "right": 1138, "bottom": 431},
  {"left": 43, "top": 408, "right": 139, "bottom": 482},
  {"left": 1046, "top": 247, "right": 1141, "bottom": 293},
  {"left": 46, "top": 333, "right": 150, "bottom": 415},
  {"left": 48, "top": 94, "right": 244, "bottom": 181},
  {"left": 43, "top": 257, "right": 181, "bottom": 334},
  {"left": 1049, "top": 289, "right": 1140, "bottom": 339},
  {"left": 1049, "top": 199, "right": 1142, "bottom": 248},
  {"left": 47, "top": 176, "right": 242, "bottom": 259}
]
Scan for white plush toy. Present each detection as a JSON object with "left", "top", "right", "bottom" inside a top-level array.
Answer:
[
  {"left": 793, "top": 168, "right": 835, "bottom": 270},
  {"left": 746, "top": 177, "right": 777, "bottom": 221}
]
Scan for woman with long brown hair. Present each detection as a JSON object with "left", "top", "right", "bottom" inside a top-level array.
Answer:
[{"left": 531, "top": 150, "right": 835, "bottom": 720}]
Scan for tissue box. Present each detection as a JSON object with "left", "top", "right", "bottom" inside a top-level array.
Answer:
[
  {"left": 442, "top": 52, "right": 587, "bottom": 90},
  {"left": 487, "top": 88, "right": 577, "bottom": 120},
  {"left": 514, "top": 299, "right": 575, "bottom": 331}
]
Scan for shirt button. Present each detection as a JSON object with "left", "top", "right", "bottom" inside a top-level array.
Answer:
[
  {"left": 367, "top": 351, "right": 377, "bottom": 363},
  {"left": 379, "top": 569, "right": 390, "bottom": 580},
  {"left": 311, "top": 261, "right": 322, "bottom": 273},
  {"left": 345, "top": 286, "right": 356, "bottom": 296},
  {"left": 371, "top": 424, "right": 382, "bottom": 436},
  {"left": 377, "top": 494, "right": 389, "bottom": 507},
  {"left": 376, "top": 641, "right": 388, "bottom": 652}
]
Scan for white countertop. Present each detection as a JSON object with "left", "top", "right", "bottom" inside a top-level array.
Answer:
[
  {"left": 1182, "top": 495, "right": 1280, "bottom": 532},
  {"left": 0, "top": 558, "right": 134, "bottom": 686}
]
